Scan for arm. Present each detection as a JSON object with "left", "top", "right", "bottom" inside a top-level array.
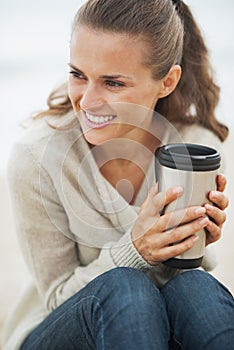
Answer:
[{"left": 7, "top": 143, "right": 150, "bottom": 312}]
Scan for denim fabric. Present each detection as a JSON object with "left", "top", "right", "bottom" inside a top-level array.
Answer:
[
  {"left": 161, "top": 269, "right": 234, "bottom": 350},
  {"left": 20, "top": 268, "right": 234, "bottom": 350}
]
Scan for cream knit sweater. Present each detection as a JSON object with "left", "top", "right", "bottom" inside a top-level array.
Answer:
[{"left": 2, "top": 113, "right": 222, "bottom": 350}]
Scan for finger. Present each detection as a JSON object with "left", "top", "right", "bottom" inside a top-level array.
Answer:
[
  {"left": 205, "top": 220, "right": 222, "bottom": 245},
  {"left": 216, "top": 173, "right": 227, "bottom": 192},
  {"left": 152, "top": 235, "right": 199, "bottom": 263},
  {"left": 208, "top": 191, "right": 229, "bottom": 210},
  {"left": 155, "top": 206, "right": 206, "bottom": 232},
  {"left": 158, "top": 216, "right": 209, "bottom": 248},
  {"left": 139, "top": 184, "right": 158, "bottom": 214},
  {"left": 204, "top": 203, "right": 226, "bottom": 226},
  {"left": 137, "top": 216, "right": 207, "bottom": 265},
  {"left": 143, "top": 186, "right": 183, "bottom": 217}
]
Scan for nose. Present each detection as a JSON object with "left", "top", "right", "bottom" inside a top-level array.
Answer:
[{"left": 80, "top": 83, "right": 105, "bottom": 111}]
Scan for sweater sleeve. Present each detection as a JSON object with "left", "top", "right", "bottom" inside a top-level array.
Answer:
[{"left": 8, "top": 142, "right": 151, "bottom": 313}]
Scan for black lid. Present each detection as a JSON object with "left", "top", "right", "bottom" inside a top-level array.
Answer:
[{"left": 155, "top": 143, "right": 221, "bottom": 171}]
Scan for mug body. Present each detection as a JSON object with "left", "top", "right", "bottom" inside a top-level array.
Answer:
[{"left": 155, "top": 143, "right": 221, "bottom": 269}]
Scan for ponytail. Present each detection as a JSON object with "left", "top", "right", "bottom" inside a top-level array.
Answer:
[{"left": 156, "top": 1, "right": 228, "bottom": 141}]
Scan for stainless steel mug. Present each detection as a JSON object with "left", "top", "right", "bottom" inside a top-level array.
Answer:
[{"left": 155, "top": 143, "right": 221, "bottom": 269}]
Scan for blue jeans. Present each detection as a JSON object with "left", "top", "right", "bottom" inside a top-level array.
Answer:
[{"left": 20, "top": 268, "right": 234, "bottom": 350}]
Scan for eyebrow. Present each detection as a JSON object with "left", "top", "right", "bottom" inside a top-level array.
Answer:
[{"left": 68, "top": 63, "right": 134, "bottom": 81}]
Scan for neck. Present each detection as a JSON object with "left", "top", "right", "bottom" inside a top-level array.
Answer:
[{"left": 94, "top": 135, "right": 159, "bottom": 169}]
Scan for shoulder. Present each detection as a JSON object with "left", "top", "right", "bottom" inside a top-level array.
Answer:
[
  {"left": 8, "top": 112, "right": 84, "bottom": 174},
  {"left": 170, "top": 123, "right": 226, "bottom": 172},
  {"left": 11, "top": 111, "right": 81, "bottom": 154},
  {"left": 173, "top": 123, "right": 222, "bottom": 149}
]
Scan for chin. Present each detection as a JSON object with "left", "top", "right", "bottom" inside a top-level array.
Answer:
[{"left": 81, "top": 128, "right": 110, "bottom": 146}]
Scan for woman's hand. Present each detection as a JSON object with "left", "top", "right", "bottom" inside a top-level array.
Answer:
[
  {"left": 131, "top": 185, "right": 209, "bottom": 266},
  {"left": 204, "top": 173, "right": 229, "bottom": 246}
]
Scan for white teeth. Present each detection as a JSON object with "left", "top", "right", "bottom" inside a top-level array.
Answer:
[{"left": 86, "top": 112, "right": 115, "bottom": 124}]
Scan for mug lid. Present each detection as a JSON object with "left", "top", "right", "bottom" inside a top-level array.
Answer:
[{"left": 155, "top": 143, "right": 221, "bottom": 171}]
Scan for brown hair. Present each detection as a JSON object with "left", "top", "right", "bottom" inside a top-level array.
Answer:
[{"left": 35, "top": 0, "right": 228, "bottom": 141}]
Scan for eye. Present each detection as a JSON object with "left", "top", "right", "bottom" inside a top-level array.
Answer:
[
  {"left": 69, "top": 71, "right": 86, "bottom": 80},
  {"left": 105, "top": 80, "right": 125, "bottom": 88}
]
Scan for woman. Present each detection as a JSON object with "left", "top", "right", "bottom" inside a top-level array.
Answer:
[{"left": 3, "top": 0, "right": 234, "bottom": 349}]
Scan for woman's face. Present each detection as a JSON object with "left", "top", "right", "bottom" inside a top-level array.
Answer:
[{"left": 68, "top": 26, "right": 163, "bottom": 145}]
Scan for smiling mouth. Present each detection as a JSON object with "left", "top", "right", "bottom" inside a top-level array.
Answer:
[{"left": 84, "top": 111, "right": 117, "bottom": 128}]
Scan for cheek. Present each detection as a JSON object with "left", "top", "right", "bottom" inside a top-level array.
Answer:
[
  {"left": 125, "top": 86, "right": 158, "bottom": 110},
  {"left": 140, "top": 90, "right": 158, "bottom": 107}
]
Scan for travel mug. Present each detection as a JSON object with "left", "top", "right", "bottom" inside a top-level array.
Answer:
[{"left": 155, "top": 143, "right": 221, "bottom": 269}]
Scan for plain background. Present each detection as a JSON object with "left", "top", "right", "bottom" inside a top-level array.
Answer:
[{"left": 1, "top": 0, "right": 234, "bottom": 347}]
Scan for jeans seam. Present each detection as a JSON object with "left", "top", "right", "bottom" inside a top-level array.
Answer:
[
  {"left": 76, "top": 296, "right": 97, "bottom": 350},
  {"left": 170, "top": 330, "right": 182, "bottom": 349},
  {"left": 80, "top": 295, "right": 105, "bottom": 350}
]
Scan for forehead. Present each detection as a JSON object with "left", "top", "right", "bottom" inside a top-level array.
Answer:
[{"left": 70, "top": 26, "right": 149, "bottom": 73}]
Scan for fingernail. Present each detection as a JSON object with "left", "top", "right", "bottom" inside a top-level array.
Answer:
[
  {"left": 173, "top": 186, "right": 183, "bottom": 195},
  {"left": 204, "top": 203, "right": 213, "bottom": 211},
  {"left": 199, "top": 217, "right": 209, "bottom": 226},
  {"left": 195, "top": 207, "right": 206, "bottom": 215},
  {"left": 218, "top": 173, "right": 225, "bottom": 180},
  {"left": 211, "top": 191, "right": 220, "bottom": 199}
]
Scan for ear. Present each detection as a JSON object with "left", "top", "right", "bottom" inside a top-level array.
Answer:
[{"left": 157, "top": 65, "right": 182, "bottom": 99}]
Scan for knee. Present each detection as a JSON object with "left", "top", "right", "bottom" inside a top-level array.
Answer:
[
  {"left": 162, "top": 269, "right": 234, "bottom": 311},
  {"left": 161, "top": 270, "right": 234, "bottom": 349},
  {"left": 163, "top": 269, "right": 230, "bottom": 296},
  {"left": 95, "top": 267, "right": 164, "bottom": 316},
  {"left": 162, "top": 270, "right": 213, "bottom": 299},
  {"left": 99, "top": 267, "right": 158, "bottom": 300}
]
